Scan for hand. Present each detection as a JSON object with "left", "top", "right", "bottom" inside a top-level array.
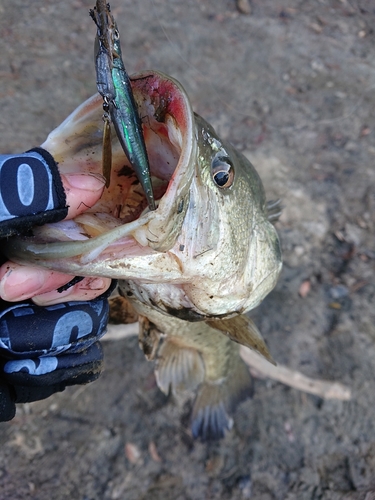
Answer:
[
  {"left": 0, "top": 148, "right": 113, "bottom": 420},
  {"left": 0, "top": 147, "right": 111, "bottom": 303},
  {"left": 0, "top": 291, "right": 111, "bottom": 421}
]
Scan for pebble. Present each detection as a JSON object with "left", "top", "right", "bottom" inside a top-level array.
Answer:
[
  {"left": 236, "top": 0, "right": 251, "bottom": 15},
  {"left": 329, "top": 285, "right": 349, "bottom": 300}
]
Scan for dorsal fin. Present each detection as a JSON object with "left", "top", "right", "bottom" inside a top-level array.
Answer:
[{"left": 267, "top": 199, "right": 282, "bottom": 223}]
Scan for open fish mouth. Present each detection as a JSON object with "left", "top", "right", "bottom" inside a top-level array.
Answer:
[{"left": 4, "top": 71, "right": 196, "bottom": 276}]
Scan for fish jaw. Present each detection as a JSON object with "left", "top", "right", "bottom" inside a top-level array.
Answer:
[
  {"left": 4, "top": 71, "right": 196, "bottom": 278},
  {"left": 44, "top": 71, "right": 196, "bottom": 253}
]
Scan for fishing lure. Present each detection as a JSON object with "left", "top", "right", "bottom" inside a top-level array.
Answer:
[{"left": 90, "top": 0, "right": 155, "bottom": 210}]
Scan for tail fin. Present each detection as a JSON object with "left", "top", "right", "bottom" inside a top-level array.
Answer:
[{"left": 191, "top": 351, "right": 253, "bottom": 441}]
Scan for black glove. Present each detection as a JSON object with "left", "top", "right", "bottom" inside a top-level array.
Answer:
[
  {"left": 0, "top": 147, "right": 67, "bottom": 238},
  {"left": 0, "top": 149, "right": 112, "bottom": 421},
  {"left": 0, "top": 294, "right": 110, "bottom": 421}
]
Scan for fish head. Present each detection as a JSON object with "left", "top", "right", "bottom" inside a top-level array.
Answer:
[
  {"left": 172, "top": 115, "right": 282, "bottom": 317},
  {"left": 4, "top": 71, "right": 282, "bottom": 319}
]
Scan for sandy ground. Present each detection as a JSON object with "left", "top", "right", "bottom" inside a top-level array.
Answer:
[{"left": 0, "top": 0, "right": 375, "bottom": 498}]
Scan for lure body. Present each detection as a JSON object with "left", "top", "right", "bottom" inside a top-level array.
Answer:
[{"left": 90, "top": 1, "right": 155, "bottom": 209}]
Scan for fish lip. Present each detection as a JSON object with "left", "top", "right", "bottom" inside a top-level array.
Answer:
[{"left": 130, "top": 71, "right": 196, "bottom": 250}]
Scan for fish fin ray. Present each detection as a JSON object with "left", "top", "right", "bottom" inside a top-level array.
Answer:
[
  {"left": 191, "top": 352, "right": 253, "bottom": 441},
  {"left": 206, "top": 315, "right": 275, "bottom": 365},
  {"left": 108, "top": 294, "right": 139, "bottom": 324},
  {"left": 138, "top": 315, "right": 162, "bottom": 361},
  {"left": 267, "top": 199, "right": 282, "bottom": 223},
  {"left": 191, "top": 398, "right": 232, "bottom": 441},
  {"left": 155, "top": 339, "right": 205, "bottom": 395}
]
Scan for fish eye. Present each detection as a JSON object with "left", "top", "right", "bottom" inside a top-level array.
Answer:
[{"left": 211, "top": 156, "right": 234, "bottom": 188}]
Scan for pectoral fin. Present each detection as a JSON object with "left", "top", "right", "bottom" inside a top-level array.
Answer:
[
  {"left": 138, "top": 315, "right": 162, "bottom": 361},
  {"left": 206, "top": 314, "right": 275, "bottom": 365},
  {"left": 108, "top": 294, "right": 139, "bottom": 324}
]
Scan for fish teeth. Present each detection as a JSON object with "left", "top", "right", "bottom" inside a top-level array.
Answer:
[
  {"left": 133, "top": 227, "right": 149, "bottom": 247},
  {"left": 166, "top": 115, "right": 183, "bottom": 151}
]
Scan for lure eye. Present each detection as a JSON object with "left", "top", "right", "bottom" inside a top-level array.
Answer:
[{"left": 211, "top": 156, "right": 234, "bottom": 188}]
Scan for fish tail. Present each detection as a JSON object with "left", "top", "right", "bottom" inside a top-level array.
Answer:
[
  {"left": 155, "top": 338, "right": 205, "bottom": 394},
  {"left": 191, "top": 352, "right": 253, "bottom": 441}
]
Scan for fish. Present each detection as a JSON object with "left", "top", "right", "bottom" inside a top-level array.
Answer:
[
  {"left": 89, "top": 0, "right": 155, "bottom": 209},
  {"left": 135, "top": 300, "right": 274, "bottom": 440},
  {"left": 3, "top": 70, "right": 282, "bottom": 439}
]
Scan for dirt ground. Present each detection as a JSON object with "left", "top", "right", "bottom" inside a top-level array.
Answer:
[{"left": 0, "top": 0, "right": 375, "bottom": 498}]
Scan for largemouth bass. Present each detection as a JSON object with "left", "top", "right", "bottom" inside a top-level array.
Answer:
[{"left": 4, "top": 71, "right": 282, "bottom": 439}]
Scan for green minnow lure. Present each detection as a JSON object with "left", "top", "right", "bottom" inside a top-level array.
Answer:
[{"left": 90, "top": 0, "right": 155, "bottom": 210}]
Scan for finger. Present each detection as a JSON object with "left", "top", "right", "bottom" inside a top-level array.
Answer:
[
  {"left": 0, "top": 262, "right": 75, "bottom": 302},
  {"left": 32, "top": 277, "right": 112, "bottom": 306},
  {"left": 0, "top": 172, "right": 106, "bottom": 301},
  {"left": 62, "top": 173, "right": 105, "bottom": 219}
]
